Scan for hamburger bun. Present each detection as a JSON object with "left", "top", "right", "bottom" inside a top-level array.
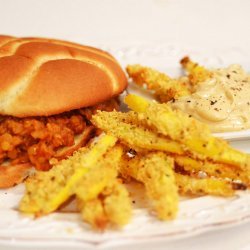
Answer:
[
  {"left": 0, "top": 35, "right": 127, "bottom": 188},
  {"left": 0, "top": 35, "right": 127, "bottom": 117}
]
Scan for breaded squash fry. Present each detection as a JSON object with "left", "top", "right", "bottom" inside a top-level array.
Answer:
[
  {"left": 120, "top": 152, "right": 178, "bottom": 220},
  {"left": 175, "top": 173, "right": 235, "bottom": 197},
  {"left": 79, "top": 199, "right": 108, "bottom": 230},
  {"left": 102, "top": 180, "right": 132, "bottom": 227},
  {"left": 75, "top": 145, "right": 132, "bottom": 229},
  {"left": 126, "top": 64, "right": 190, "bottom": 102},
  {"left": 175, "top": 156, "right": 250, "bottom": 185},
  {"left": 92, "top": 111, "right": 184, "bottom": 154},
  {"left": 180, "top": 56, "right": 212, "bottom": 85},
  {"left": 125, "top": 94, "right": 250, "bottom": 169},
  {"left": 75, "top": 145, "right": 123, "bottom": 202},
  {"left": 19, "top": 135, "right": 117, "bottom": 215},
  {"left": 79, "top": 180, "right": 131, "bottom": 230},
  {"left": 125, "top": 94, "right": 211, "bottom": 140}
]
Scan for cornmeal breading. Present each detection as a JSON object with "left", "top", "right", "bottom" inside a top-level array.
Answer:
[
  {"left": 124, "top": 94, "right": 250, "bottom": 169},
  {"left": 175, "top": 173, "right": 235, "bottom": 197},
  {"left": 180, "top": 56, "right": 212, "bottom": 85},
  {"left": 20, "top": 135, "right": 117, "bottom": 215},
  {"left": 126, "top": 64, "right": 190, "bottom": 102},
  {"left": 120, "top": 152, "right": 178, "bottom": 220}
]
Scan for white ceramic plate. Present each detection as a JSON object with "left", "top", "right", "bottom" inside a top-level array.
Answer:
[
  {"left": 214, "top": 129, "right": 250, "bottom": 141},
  {"left": 1, "top": 102, "right": 250, "bottom": 250},
  {"left": 1, "top": 44, "right": 250, "bottom": 249},
  {"left": 1, "top": 184, "right": 250, "bottom": 249}
]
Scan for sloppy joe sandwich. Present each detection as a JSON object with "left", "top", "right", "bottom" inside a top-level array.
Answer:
[{"left": 0, "top": 35, "right": 127, "bottom": 188}]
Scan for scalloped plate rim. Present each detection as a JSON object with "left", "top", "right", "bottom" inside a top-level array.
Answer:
[
  {"left": 1, "top": 44, "right": 250, "bottom": 249},
  {"left": 1, "top": 210, "right": 250, "bottom": 249}
]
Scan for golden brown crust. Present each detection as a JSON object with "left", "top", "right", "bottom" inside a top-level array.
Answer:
[
  {"left": 0, "top": 35, "right": 15, "bottom": 46},
  {"left": 0, "top": 35, "right": 127, "bottom": 117}
]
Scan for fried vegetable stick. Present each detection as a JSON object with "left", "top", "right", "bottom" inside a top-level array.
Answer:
[
  {"left": 76, "top": 145, "right": 131, "bottom": 229},
  {"left": 78, "top": 180, "right": 131, "bottom": 230},
  {"left": 125, "top": 94, "right": 250, "bottom": 169},
  {"left": 75, "top": 145, "right": 123, "bottom": 202},
  {"left": 19, "top": 135, "right": 117, "bottom": 215},
  {"left": 92, "top": 111, "right": 184, "bottom": 155},
  {"left": 175, "top": 156, "right": 250, "bottom": 185},
  {"left": 175, "top": 173, "right": 235, "bottom": 197},
  {"left": 102, "top": 180, "right": 132, "bottom": 227},
  {"left": 79, "top": 198, "right": 108, "bottom": 229},
  {"left": 180, "top": 56, "right": 212, "bottom": 85},
  {"left": 120, "top": 152, "right": 178, "bottom": 220},
  {"left": 126, "top": 64, "right": 190, "bottom": 102}
]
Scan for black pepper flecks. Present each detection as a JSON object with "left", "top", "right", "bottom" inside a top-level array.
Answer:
[{"left": 210, "top": 100, "right": 217, "bottom": 105}]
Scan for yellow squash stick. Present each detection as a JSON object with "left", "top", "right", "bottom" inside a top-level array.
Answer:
[
  {"left": 126, "top": 64, "right": 190, "bottom": 102},
  {"left": 120, "top": 152, "right": 178, "bottom": 220},
  {"left": 92, "top": 111, "right": 184, "bottom": 154},
  {"left": 20, "top": 135, "right": 117, "bottom": 215},
  {"left": 75, "top": 145, "right": 123, "bottom": 202},
  {"left": 75, "top": 145, "right": 132, "bottom": 229},
  {"left": 124, "top": 94, "right": 250, "bottom": 169},
  {"left": 78, "top": 198, "right": 108, "bottom": 229},
  {"left": 180, "top": 56, "right": 212, "bottom": 85},
  {"left": 79, "top": 180, "right": 132, "bottom": 229},
  {"left": 175, "top": 156, "right": 250, "bottom": 185},
  {"left": 175, "top": 173, "right": 235, "bottom": 197}
]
